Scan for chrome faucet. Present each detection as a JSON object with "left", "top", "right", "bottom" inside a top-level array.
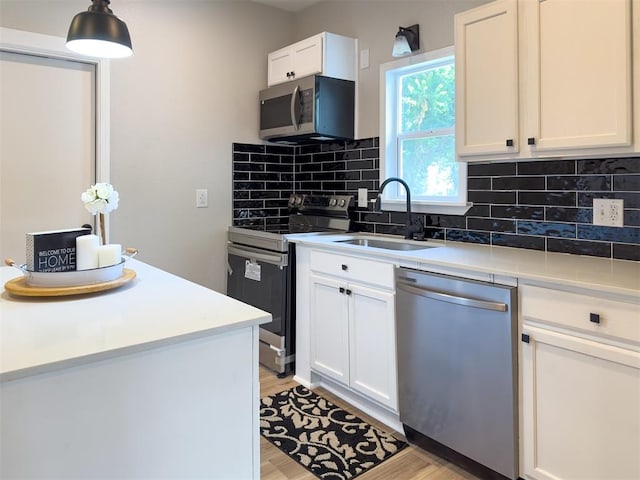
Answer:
[{"left": 375, "top": 177, "right": 424, "bottom": 240}]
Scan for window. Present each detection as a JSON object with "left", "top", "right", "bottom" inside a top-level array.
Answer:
[{"left": 380, "top": 46, "right": 469, "bottom": 214}]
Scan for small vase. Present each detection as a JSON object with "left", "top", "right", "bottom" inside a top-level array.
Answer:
[{"left": 98, "top": 213, "right": 106, "bottom": 245}]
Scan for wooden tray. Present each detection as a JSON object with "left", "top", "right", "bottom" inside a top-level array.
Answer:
[{"left": 4, "top": 268, "right": 136, "bottom": 297}]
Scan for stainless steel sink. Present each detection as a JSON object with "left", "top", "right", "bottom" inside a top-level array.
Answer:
[{"left": 337, "top": 238, "right": 438, "bottom": 251}]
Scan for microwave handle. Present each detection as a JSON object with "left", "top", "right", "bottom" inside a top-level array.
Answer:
[{"left": 290, "top": 84, "right": 300, "bottom": 131}]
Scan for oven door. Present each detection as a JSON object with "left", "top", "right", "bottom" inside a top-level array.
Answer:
[{"left": 226, "top": 244, "right": 293, "bottom": 374}]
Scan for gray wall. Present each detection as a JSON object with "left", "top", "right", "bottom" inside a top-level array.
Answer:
[
  {"left": 0, "top": 0, "right": 490, "bottom": 291},
  {"left": 0, "top": 0, "right": 292, "bottom": 291}
]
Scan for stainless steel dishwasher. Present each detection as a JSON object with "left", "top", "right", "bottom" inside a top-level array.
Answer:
[{"left": 395, "top": 268, "right": 518, "bottom": 480}]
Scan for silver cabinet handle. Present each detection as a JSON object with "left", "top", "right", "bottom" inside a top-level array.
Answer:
[
  {"left": 397, "top": 280, "right": 507, "bottom": 312},
  {"left": 290, "top": 84, "right": 300, "bottom": 131}
]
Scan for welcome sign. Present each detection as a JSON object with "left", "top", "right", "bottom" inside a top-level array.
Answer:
[{"left": 26, "top": 227, "right": 91, "bottom": 272}]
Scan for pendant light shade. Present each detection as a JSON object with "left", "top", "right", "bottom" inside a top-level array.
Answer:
[{"left": 66, "top": 0, "right": 132, "bottom": 59}]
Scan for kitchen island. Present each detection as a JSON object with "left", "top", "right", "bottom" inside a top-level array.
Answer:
[{"left": 0, "top": 258, "right": 270, "bottom": 479}]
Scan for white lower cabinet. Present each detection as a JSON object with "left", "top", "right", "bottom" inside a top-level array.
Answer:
[
  {"left": 309, "top": 267, "right": 397, "bottom": 410},
  {"left": 310, "top": 274, "right": 350, "bottom": 384},
  {"left": 520, "top": 285, "right": 640, "bottom": 480}
]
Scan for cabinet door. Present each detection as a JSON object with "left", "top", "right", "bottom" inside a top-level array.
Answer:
[
  {"left": 455, "top": 0, "right": 519, "bottom": 157},
  {"left": 348, "top": 284, "right": 397, "bottom": 410},
  {"left": 309, "top": 274, "right": 350, "bottom": 384},
  {"left": 521, "top": 325, "right": 640, "bottom": 480},
  {"left": 267, "top": 46, "right": 293, "bottom": 87},
  {"left": 522, "top": 0, "right": 632, "bottom": 152},
  {"left": 290, "top": 34, "right": 323, "bottom": 80}
]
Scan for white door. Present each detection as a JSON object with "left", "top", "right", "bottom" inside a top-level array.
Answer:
[
  {"left": 0, "top": 50, "right": 96, "bottom": 261},
  {"left": 455, "top": 0, "right": 519, "bottom": 157},
  {"left": 309, "top": 273, "right": 350, "bottom": 384},
  {"left": 290, "top": 35, "right": 323, "bottom": 80},
  {"left": 349, "top": 284, "right": 397, "bottom": 409},
  {"left": 522, "top": 0, "right": 632, "bottom": 151},
  {"left": 521, "top": 325, "right": 640, "bottom": 480},
  {"left": 267, "top": 46, "right": 293, "bottom": 86}
]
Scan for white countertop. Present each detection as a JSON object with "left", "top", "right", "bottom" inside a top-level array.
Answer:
[
  {"left": 0, "top": 259, "right": 271, "bottom": 381},
  {"left": 288, "top": 233, "right": 640, "bottom": 298}
]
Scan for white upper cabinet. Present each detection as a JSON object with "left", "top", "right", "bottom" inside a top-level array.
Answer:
[
  {"left": 455, "top": 0, "right": 519, "bottom": 156},
  {"left": 267, "top": 32, "right": 356, "bottom": 87},
  {"left": 456, "top": 0, "right": 638, "bottom": 161}
]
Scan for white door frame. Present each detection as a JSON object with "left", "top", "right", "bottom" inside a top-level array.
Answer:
[{"left": 0, "top": 26, "right": 110, "bottom": 232}]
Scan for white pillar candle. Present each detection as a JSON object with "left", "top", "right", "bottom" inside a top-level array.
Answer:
[
  {"left": 76, "top": 234, "right": 100, "bottom": 270},
  {"left": 98, "top": 244, "right": 121, "bottom": 268}
]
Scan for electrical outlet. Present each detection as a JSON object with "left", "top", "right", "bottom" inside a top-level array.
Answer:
[
  {"left": 593, "top": 198, "right": 623, "bottom": 227},
  {"left": 196, "top": 189, "right": 208, "bottom": 208}
]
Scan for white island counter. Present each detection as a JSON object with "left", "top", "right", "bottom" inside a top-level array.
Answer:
[{"left": 0, "top": 259, "right": 270, "bottom": 479}]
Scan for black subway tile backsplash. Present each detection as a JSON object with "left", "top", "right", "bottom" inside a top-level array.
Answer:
[
  {"left": 614, "top": 174, "right": 640, "bottom": 191},
  {"left": 468, "top": 190, "right": 517, "bottom": 204},
  {"left": 491, "top": 233, "right": 546, "bottom": 251},
  {"left": 492, "top": 176, "right": 546, "bottom": 191},
  {"left": 232, "top": 140, "right": 639, "bottom": 261},
  {"left": 468, "top": 162, "right": 516, "bottom": 176},
  {"left": 578, "top": 158, "right": 640, "bottom": 174},
  {"left": 545, "top": 207, "right": 592, "bottom": 223},
  {"left": 445, "top": 229, "right": 491, "bottom": 244},
  {"left": 546, "top": 175, "right": 611, "bottom": 191},
  {"left": 548, "top": 238, "right": 612, "bottom": 258},
  {"left": 517, "top": 221, "right": 576, "bottom": 238},
  {"left": 518, "top": 191, "right": 576, "bottom": 206},
  {"left": 491, "top": 205, "right": 544, "bottom": 220},
  {"left": 467, "top": 177, "right": 491, "bottom": 190},
  {"left": 613, "top": 243, "right": 640, "bottom": 261},
  {"left": 517, "top": 159, "right": 575, "bottom": 175}
]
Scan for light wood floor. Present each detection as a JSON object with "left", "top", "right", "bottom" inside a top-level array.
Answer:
[{"left": 260, "top": 367, "right": 480, "bottom": 480}]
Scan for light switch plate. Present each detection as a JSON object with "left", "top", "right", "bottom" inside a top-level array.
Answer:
[
  {"left": 359, "top": 49, "right": 370, "bottom": 69},
  {"left": 196, "top": 189, "right": 208, "bottom": 208},
  {"left": 358, "top": 188, "right": 368, "bottom": 208}
]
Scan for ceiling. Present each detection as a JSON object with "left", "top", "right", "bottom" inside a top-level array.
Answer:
[{"left": 251, "top": 0, "right": 323, "bottom": 12}]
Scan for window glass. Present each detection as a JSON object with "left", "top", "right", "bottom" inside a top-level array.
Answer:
[
  {"left": 381, "top": 47, "right": 468, "bottom": 213},
  {"left": 399, "top": 64, "right": 455, "bottom": 133}
]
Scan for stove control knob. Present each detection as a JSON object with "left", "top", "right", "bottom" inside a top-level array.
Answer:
[
  {"left": 338, "top": 199, "right": 346, "bottom": 207},
  {"left": 329, "top": 198, "right": 337, "bottom": 207}
]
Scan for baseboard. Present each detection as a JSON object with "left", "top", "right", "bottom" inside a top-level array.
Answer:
[
  {"left": 312, "top": 374, "right": 403, "bottom": 434},
  {"left": 292, "top": 375, "right": 320, "bottom": 389}
]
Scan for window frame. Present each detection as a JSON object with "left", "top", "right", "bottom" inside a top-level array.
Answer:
[{"left": 380, "top": 45, "right": 471, "bottom": 215}]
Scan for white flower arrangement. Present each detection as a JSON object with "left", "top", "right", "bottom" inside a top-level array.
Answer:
[
  {"left": 81, "top": 182, "right": 119, "bottom": 215},
  {"left": 81, "top": 182, "right": 119, "bottom": 244}
]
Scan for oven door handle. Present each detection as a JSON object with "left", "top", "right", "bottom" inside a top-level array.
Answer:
[{"left": 227, "top": 245, "right": 288, "bottom": 268}]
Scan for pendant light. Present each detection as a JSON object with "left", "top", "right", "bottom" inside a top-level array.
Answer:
[
  {"left": 392, "top": 24, "right": 420, "bottom": 58},
  {"left": 66, "top": 0, "right": 133, "bottom": 59}
]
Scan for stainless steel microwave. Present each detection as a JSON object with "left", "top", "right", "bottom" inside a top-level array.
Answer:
[{"left": 259, "top": 75, "right": 355, "bottom": 144}]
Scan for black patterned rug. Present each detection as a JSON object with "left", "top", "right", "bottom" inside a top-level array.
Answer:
[{"left": 260, "top": 385, "right": 407, "bottom": 479}]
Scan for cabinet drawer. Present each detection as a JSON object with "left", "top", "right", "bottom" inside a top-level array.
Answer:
[
  {"left": 310, "top": 250, "right": 394, "bottom": 289},
  {"left": 520, "top": 284, "right": 640, "bottom": 345}
]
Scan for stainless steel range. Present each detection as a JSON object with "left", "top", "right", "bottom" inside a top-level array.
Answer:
[{"left": 226, "top": 193, "right": 352, "bottom": 376}]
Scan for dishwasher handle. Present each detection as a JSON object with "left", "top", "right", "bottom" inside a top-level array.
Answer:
[{"left": 397, "top": 279, "right": 508, "bottom": 312}]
